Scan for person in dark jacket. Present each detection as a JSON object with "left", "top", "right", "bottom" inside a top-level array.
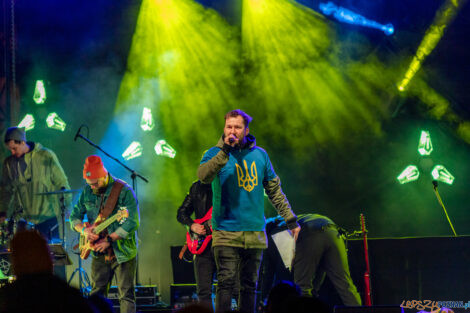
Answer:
[
  {"left": 263, "top": 214, "right": 361, "bottom": 307},
  {"left": 177, "top": 180, "right": 216, "bottom": 310}
]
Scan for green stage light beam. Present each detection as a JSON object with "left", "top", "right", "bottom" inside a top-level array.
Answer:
[
  {"left": 18, "top": 114, "right": 35, "bottom": 131},
  {"left": 242, "top": 0, "right": 391, "bottom": 151},
  {"left": 397, "top": 0, "right": 467, "bottom": 91}
]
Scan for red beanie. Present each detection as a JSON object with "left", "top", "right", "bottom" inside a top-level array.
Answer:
[{"left": 83, "top": 155, "right": 108, "bottom": 179}]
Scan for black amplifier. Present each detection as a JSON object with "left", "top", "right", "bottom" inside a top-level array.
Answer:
[{"left": 108, "top": 284, "right": 159, "bottom": 308}]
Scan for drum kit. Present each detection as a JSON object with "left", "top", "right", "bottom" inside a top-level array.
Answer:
[{"left": 0, "top": 188, "right": 80, "bottom": 280}]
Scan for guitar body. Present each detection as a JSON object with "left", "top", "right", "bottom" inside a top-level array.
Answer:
[
  {"left": 79, "top": 219, "right": 107, "bottom": 260},
  {"left": 79, "top": 209, "right": 129, "bottom": 260},
  {"left": 186, "top": 207, "right": 212, "bottom": 255}
]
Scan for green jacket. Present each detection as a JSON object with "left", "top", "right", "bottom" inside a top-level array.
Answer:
[
  {"left": 70, "top": 175, "right": 140, "bottom": 264},
  {"left": 0, "top": 142, "right": 70, "bottom": 224}
]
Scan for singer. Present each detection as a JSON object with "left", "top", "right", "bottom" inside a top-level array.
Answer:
[{"left": 198, "top": 109, "right": 300, "bottom": 313}]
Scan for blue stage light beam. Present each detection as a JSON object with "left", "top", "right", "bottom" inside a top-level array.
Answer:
[{"left": 319, "top": 2, "right": 394, "bottom": 35}]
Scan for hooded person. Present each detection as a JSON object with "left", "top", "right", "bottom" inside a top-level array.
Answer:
[{"left": 0, "top": 126, "right": 71, "bottom": 281}]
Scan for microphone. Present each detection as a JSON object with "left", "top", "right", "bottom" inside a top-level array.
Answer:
[
  {"left": 432, "top": 180, "right": 438, "bottom": 190},
  {"left": 229, "top": 137, "right": 235, "bottom": 144},
  {"left": 74, "top": 125, "right": 83, "bottom": 141}
]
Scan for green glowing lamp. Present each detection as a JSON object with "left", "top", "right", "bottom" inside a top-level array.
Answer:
[
  {"left": 417, "top": 130, "right": 433, "bottom": 156},
  {"left": 140, "top": 107, "right": 155, "bottom": 131},
  {"left": 431, "top": 165, "right": 454, "bottom": 185},
  {"left": 397, "top": 165, "right": 420, "bottom": 184},
  {"left": 154, "top": 140, "right": 176, "bottom": 158},
  {"left": 18, "top": 114, "right": 35, "bottom": 131},
  {"left": 122, "top": 141, "right": 143, "bottom": 160},
  {"left": 46, "top": 112, "right": 66, "bottom": 131},
  {"left": 33, "top": 80, "right": 47, "bottom": 105}
]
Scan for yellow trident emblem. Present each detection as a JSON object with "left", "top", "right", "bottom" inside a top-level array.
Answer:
[{"left": 235, "top": 160, "right": 258, "bottom": 192}]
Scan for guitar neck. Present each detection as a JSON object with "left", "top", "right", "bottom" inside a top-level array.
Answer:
[{"left": 94, "top": 214, "right": 119, "bottom": 234}]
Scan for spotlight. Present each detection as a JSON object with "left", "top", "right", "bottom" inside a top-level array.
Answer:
[
  {"left": 397, "top": 0, "right": 464, "bottom": 91},
  {"left": 122, "top": 141, "right": 143, "bottom": 160},
  {"left": 18, "top": 114, "right": 35, "bottom": 131},
  {"left": 46, "top": 112, "right": 66, "bottom": 131},
  {"left": 140, "top": 107, "right": 155, "bottom": 131},
  {"left": 417, "top": 130, "right": 433, "bottom": 156},
  {"left": 319, "top": 2, "right": 394, "bottom": 35},
  {"left": 431, "top": 165, "right": 454, "bottom": 185},
  {"left": 33, "top": 80, "right": 47, "bottom": 105},
  {"left": 154, "top": 140, "right": 176, "bottom": 158},
  {"left": 397, "top": 165, "right": 420, "bottom": 184}
]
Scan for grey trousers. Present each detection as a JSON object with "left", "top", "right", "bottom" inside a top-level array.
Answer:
[{"left": 90, "top": 255, "right": 136, "bottom": 313}]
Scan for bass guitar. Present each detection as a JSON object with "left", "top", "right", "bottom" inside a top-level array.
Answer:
[
  {"left": 79, "top": 207, "right": 128, "bottom": 260},
  {"left": 186, "top": 207, "right": 212, "bottom": 255}
]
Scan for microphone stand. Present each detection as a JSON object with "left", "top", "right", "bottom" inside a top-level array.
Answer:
[
  {"left": 74, "top": 126, "right": 148, "bottom": 285},
  {"left": 432, "top": 181, "right": 457, "bottom": 237}
]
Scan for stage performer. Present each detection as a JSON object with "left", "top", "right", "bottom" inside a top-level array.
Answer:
[
  {"left": 263, "top": 213, "right": 362, "bottom": 306},
  {"left": 198, "top": 109, "right": 300, "bottom": 313},
  {"left": 0, "top": 126, "right": 71, "bottom": 241},
  {"left": 70, "top": 155, "right": 140, "bottom": 313},
  {"left": 177, "top": 180, "right": 216, "bottom": 310}
]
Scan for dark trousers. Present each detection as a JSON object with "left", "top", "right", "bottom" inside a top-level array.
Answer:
[
  {"left": 214, "top": 246, "right": 262, "bottom": 313},
  {"left": 194, "top": 246, "right": 217, "bottom": 310},
  {"left": 293, "top": 227, "right": 362, "bottom": 306},
  {"left": 90, "top": 255, "right": 136, "bottom": 313}
]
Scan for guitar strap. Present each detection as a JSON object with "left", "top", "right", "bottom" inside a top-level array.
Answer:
[{"left": 100, "top": 179, "right": 125, "bottom": 219}]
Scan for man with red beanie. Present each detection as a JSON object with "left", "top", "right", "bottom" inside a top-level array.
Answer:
[{"left": 70, "top": 155, "right": 140, "bottom": 313}]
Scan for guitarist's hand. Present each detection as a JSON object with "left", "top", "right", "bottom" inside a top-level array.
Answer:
[
  {"left": 84, "top": 226, "right": 99, "bottom": 241},
  {"left": 190, "top": 223, "right": 206, "bottom": 235},
  {"left": 93, "top": 238, "right": 111, "bottom": 253}
]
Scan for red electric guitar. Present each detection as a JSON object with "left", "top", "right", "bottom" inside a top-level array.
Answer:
[{"left": 186, "top": 207, "right": 213, "bottom": 255}]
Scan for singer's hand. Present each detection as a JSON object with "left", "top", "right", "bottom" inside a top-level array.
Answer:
[{"left": 224, "top": 134, "right": 238, "bottom": 147}]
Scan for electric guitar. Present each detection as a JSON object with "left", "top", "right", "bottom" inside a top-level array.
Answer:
[
  {"left": 186, "top": 207, "right": 212, "bottom": 255},
  {"left": 79, "top": 208, "right": 129, "bottom": 260}
]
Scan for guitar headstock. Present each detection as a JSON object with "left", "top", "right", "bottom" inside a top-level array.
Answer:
[
  {"left": 360, "top": 213, "right": 366, "bottom": 232},
  {"left": 117, "top": 207, "right": 129, "bottom": 224}
]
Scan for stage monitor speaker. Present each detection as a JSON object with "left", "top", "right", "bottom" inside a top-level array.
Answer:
[
  {"left": 170, "top": 245, "right": 196, "bottom": 284},
  {"left": 334, "top": 306, "right": 404, "bottom": 313}
]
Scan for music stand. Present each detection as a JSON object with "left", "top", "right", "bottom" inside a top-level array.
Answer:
[
  {"left": 49, "top": 243, "right": 72, "bottom": 266},
  {"left": 67, "top": 238, "right": 92, "bottom": 296}
]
